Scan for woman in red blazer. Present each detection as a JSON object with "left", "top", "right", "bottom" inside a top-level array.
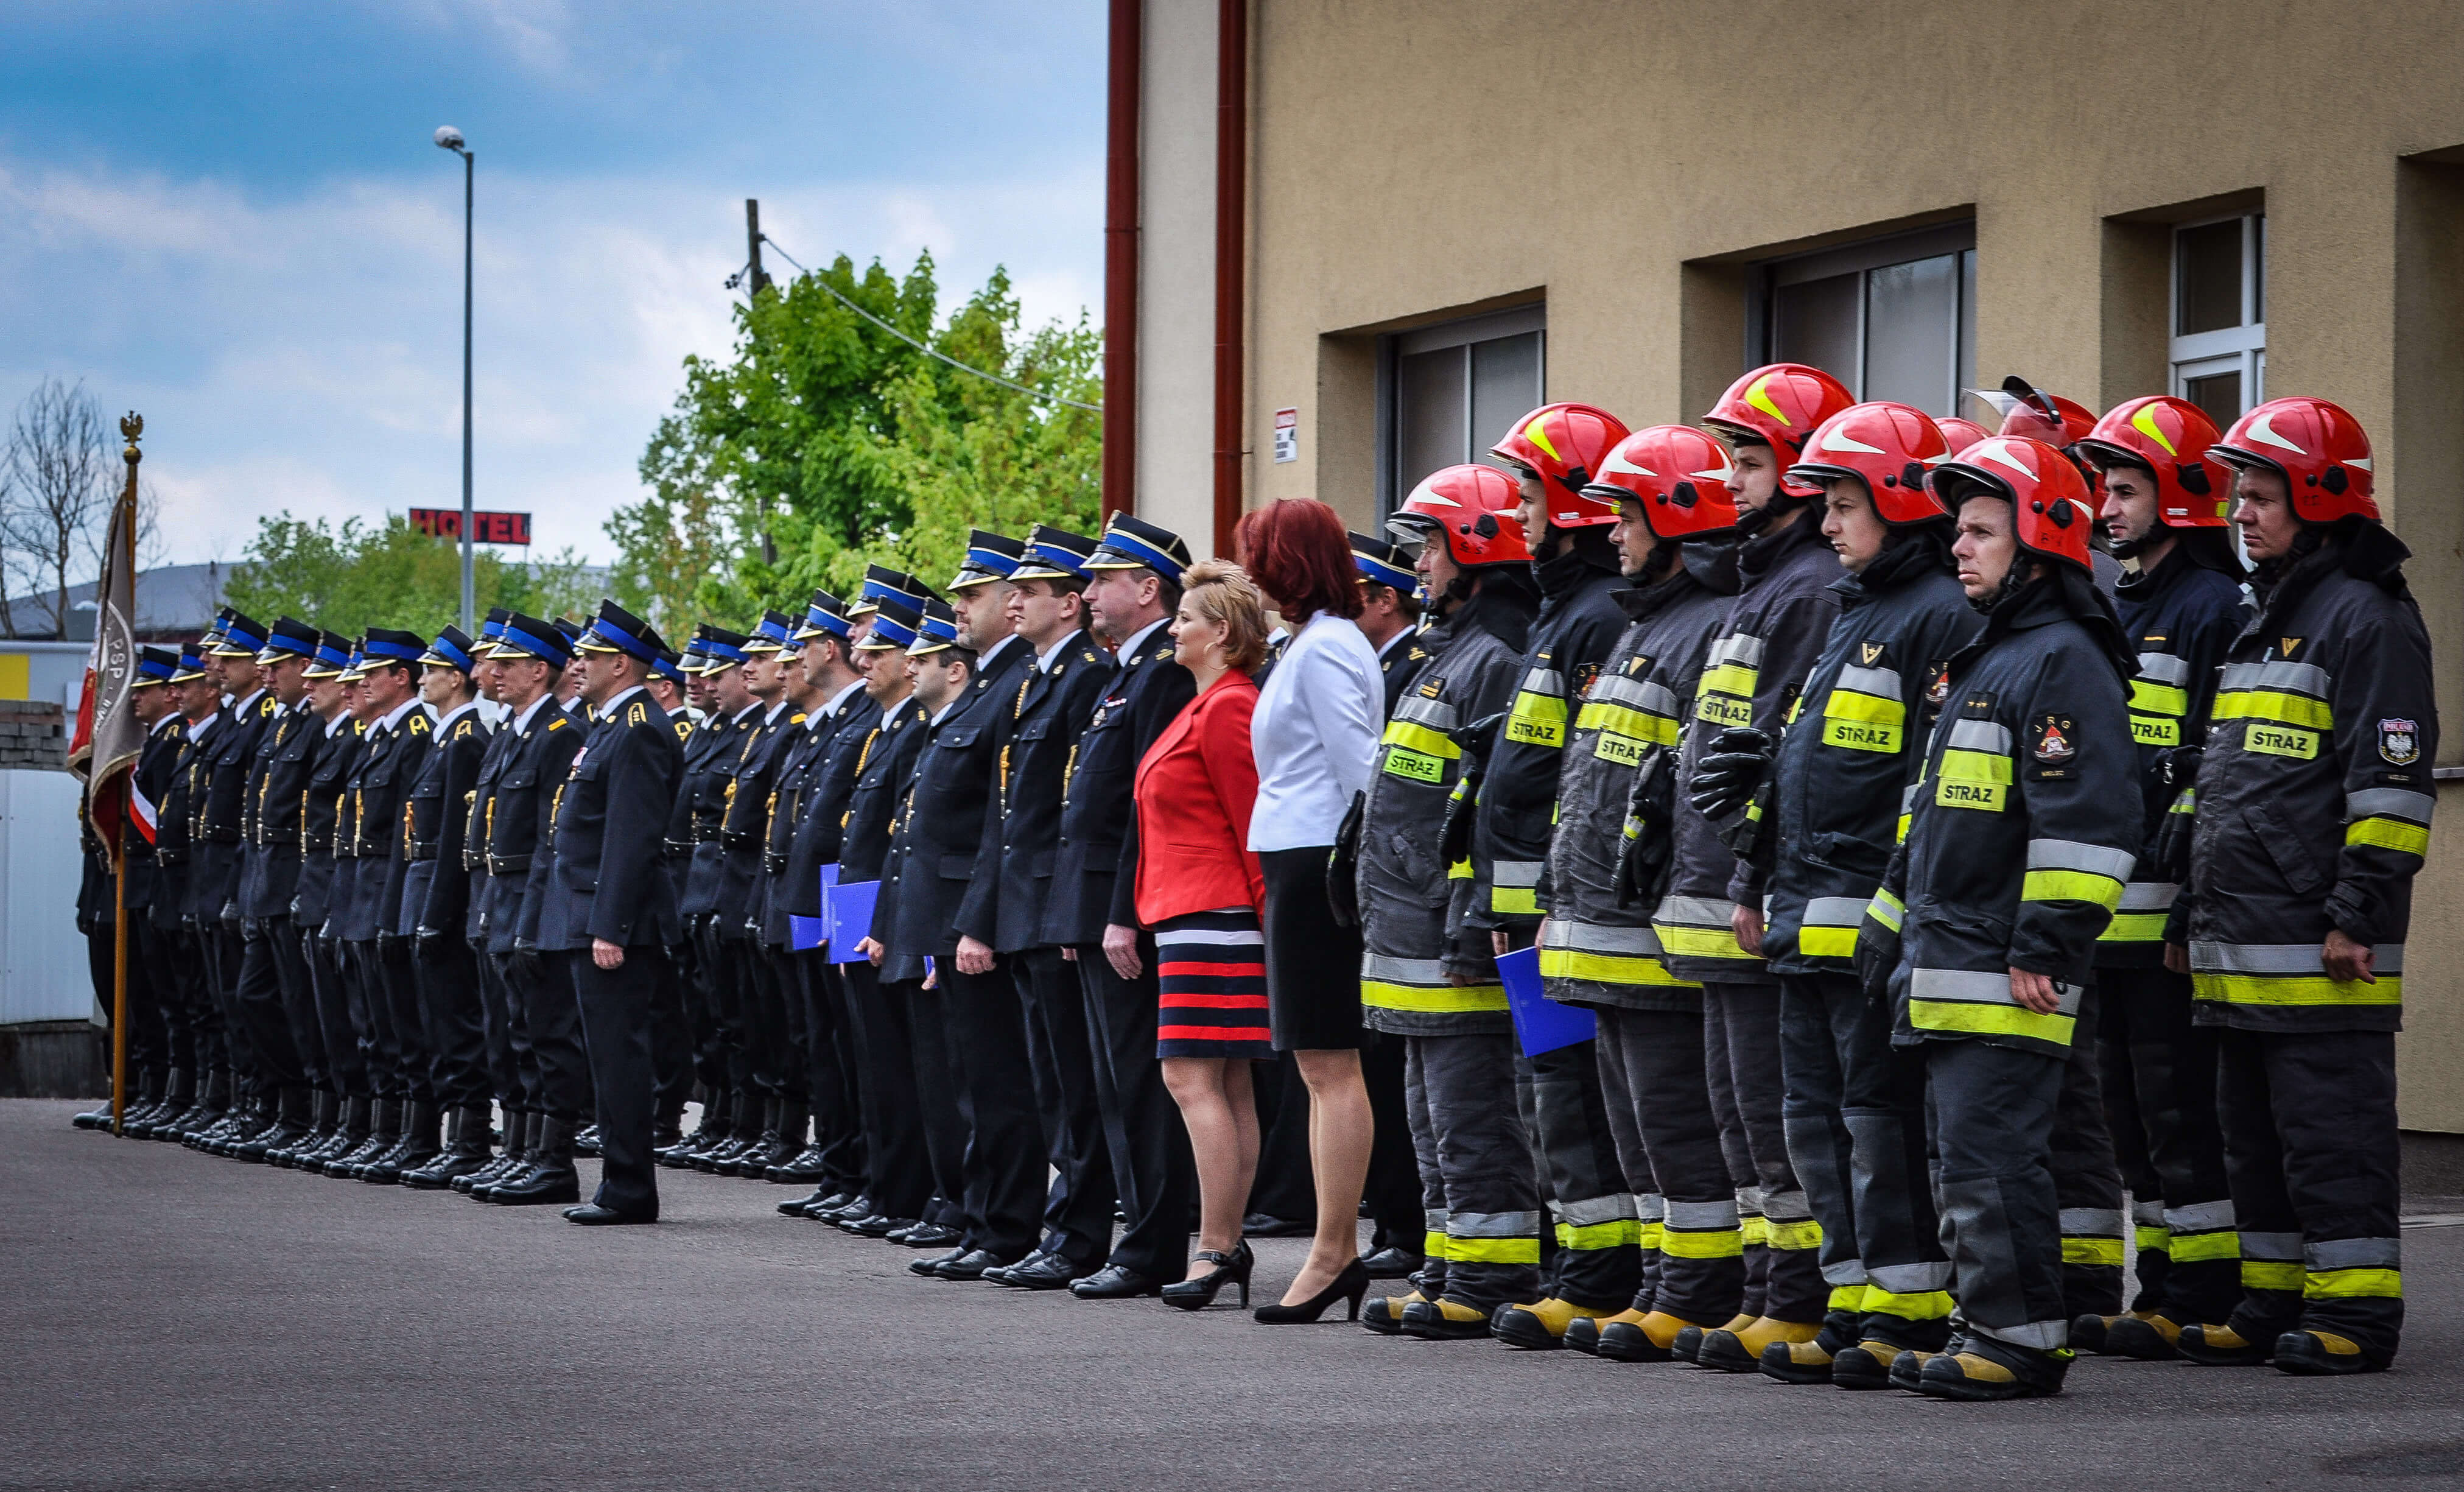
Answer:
[{"left": 1133, "top": 560, "right": 1271, "bottom": 1309}]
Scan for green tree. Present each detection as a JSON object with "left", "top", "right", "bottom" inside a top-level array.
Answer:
[{"left": 225, "top": 512, "right": 599, "bottom": 638}]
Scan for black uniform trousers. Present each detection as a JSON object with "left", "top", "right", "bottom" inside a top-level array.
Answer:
[
  {"left": 743, "top": 935, "right": 796, "bottom": 1105},
  {"left": 2051, "top": 987, "right": 2127, "bottom": 1316},
  {"left": 471, "top": 937, "right": 519, "bottom": 1107},
  {"left": 1012, "top": 945, "right": 1115, "bottom": 1265},
  {"left": 138, "top": 920, "right": 195, "bottom": 1077},
  {"left": 492, "top": 949, "right": 580, "bottom": 1121},
  {"left": 266, "top": 915, "right": 324, "bottom": 1096},
  {"left": 896, "top": 975, "right": 974, "bottom": 1228},
  {"left": 1923, "top": 1036, "right": 2069, "bottom": 1352},
  {"left": 1596, "top": 1006, "right": 1743, "bottom": 1325},
  {"left": 650, "top": 907, "right": 698, "bottom": 1130},
  {"left": 358, "top": 937, "right": 429, "bottom": 1104},
  {"left": 340, "top": 938, "right": 389, "bottom": 1097},
  {"left": 303, "top": 929, "right": 365, "bottom": 1097},
  {"left": 793, "top": 951, "right": 866, "bottom": 1192},
  {"left": 117, "top": 919, "right": 169, "bottom": 1085},
  {"left": 2217, "top": 1027, "right": 2404, "bottom": 1364},
  {"left": 415, "top": 933, "right": 491, "bottom": 1111},
  {"left": 1076, "top": 935, "right": 1197, "bottom": 1281},
  {"left": 1778, "top": 973, "right": 1951, "bottom": 1347},
  {"left": 692, "top": 917, "right": 757, "bottom": 1108},
  {"left": 570, "top": 946, "right": 662, "bottom": 1220},
  {"left": 231, "top": 915, "right": 307, "bottom": 1097},
  {"left": 1361, "top": 1032, "right": 1424, "bottom": 1258},
  {"left": 205, "top": 921, "right": 254, "bottom": 1094},
  {"left": 684, "top": 914, "right": 735, "bottom": 1124},
  {"left": 844, "top": 962, "right": 934, "bottom": 1222},
  {"left": 155, "top": 923, "right": 223, "bottom": 1082},
  {"left": 2097, "top": 966, "right": 2237, "bottom": 1325},
  {"left": 923, "top": 963, "right": 1044, "bottom": 1259}
]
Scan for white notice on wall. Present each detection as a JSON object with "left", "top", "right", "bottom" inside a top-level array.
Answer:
[{"left": 1272, "top": 407, "right": 1298, "bottom": 463}]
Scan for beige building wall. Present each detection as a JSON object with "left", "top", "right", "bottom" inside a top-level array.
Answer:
[
  {"left": 1134, "top": 0, "right": 1222, "bottom": 556},
  {"left": 1213, "top": 0, "right": 2464, "bottom": 1127}
]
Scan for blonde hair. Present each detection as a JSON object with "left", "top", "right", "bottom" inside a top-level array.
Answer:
[{"left": 1179, "top": 559, "right": 1270, "bottom": 672}]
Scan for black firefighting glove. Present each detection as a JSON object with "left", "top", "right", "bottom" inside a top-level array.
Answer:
[
  {"left": 1438, "top": 713, "right": 1505, "bottom": 870},
  {"left": 2147, "top": 745, "right": 2203, "bottom": 882},
  {"left": 1855, "top": 891, "right": 1903, "bottom": 1005},
  {"left": 1612, "top": 751, "right": 1677, "bottom": 907},
  {"left": 508, "top": 940, "right": 544, "bottom": 988},
  {"left": 1326, "top": 791, "right": 1366, "bottom": 929},
  {"left": 1687, "top": 727, "right": 1775, "bottom": 823}
]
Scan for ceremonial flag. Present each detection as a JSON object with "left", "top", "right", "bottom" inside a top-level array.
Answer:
[{"left": 68, "top": 415, "right": 142, "bottom": 859}]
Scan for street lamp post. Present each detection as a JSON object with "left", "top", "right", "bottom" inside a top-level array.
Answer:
[{"left": 435, "top": 125, "right": 475, "bottom": 633}]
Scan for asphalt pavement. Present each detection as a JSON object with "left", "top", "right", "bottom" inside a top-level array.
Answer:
[{"left": 7, "top": 1097, "right": 2464, "bottom": 1491}]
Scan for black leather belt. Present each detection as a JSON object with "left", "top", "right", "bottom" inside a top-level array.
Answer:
[{"left": 486, "top": 853, "right": 531, "bottom": 874}]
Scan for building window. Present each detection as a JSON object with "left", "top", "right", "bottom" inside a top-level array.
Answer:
[
  {"left": 1380, "top": 304, "right": 1545, "bottom": 516},
  {"left": 2171, "top": 213, "right": 2265, "bottom": 427},
  {"left": 1753, "top": 223, "right": 1976, "bottom": 418}
]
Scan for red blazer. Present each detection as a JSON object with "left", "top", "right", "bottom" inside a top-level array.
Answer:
[{"left": 1132, "top": 671, "right": 1266, "bottom": 924}]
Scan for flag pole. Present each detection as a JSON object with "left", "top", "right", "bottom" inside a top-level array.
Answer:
[{"left": 109, "top": 415, "right": 139, "bottom": 1135}]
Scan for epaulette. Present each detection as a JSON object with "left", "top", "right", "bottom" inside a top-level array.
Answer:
[
  {"left": 452, "top": 718, "right": 475, "bottom": 740},
  {"left": 672, "top": 720, "right": 692, "bottom": 742},
  {"left": 789, "top": 711, "right": 806, "bottom": 725},
  {"left": 1150, "top": 643, "right": 1173, "bottom": 664},
  {"left": 256, "top": 696, "right": 276, "bottom": 718},
  {"left": 1408, "top": 645, "right": 1427, "bottom": 662},
  {"left": 547, "top": 716, "right": 568, "bottom": 731},
  {"left": 627, "top": 701, "right": 650, "bottom": 727},
  {"left": 353, "top": 720, "right": 366, "bottom": 736},
  {"left": 408, "top": 713, "right": 430, "bottom": 734},
  {"left": 1079, "top": 647, "right": 1101, "bottom": 664}
]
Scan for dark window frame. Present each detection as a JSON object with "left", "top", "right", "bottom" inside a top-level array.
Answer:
[
  {"left": 1374, "top": 304, "right": 1546, "bottom": 522},
  {"left": 1744, "top": 221, "right": 1978, "bottom": 416}
]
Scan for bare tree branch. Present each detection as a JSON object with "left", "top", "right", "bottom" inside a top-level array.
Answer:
[{"left": 1, "top": 378, "right": 116, "bottom": 638}]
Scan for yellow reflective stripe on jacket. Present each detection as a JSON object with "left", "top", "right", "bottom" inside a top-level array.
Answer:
[
  {"left": 2097, "top": 881, "right": 2176, "bottom": 943},
  {"left": 1865, "top": 887, "right": 1904, "bottom": 933},
  {"left": 1652, "top": 895, "right": 1753, "bottom": 960},
  {"left": 1491, "top": 859, "right": 1542, "bottom": 915},
  {"left": 1576, "top": 698, "right": 1679, "bottom": 748},
  {"left": 2212, "top": 689, "right": 2334, "bottom": 731},
  {"left": 1820, "top": 684, "right": 1904, "bottom": 753},
  {"left": 1505, "top": 668, "right": 1567, "bottom": 747},
  {"left": 1906, "top": 967, "right": 2080, "bottom": 1047},
  {"left": 1797, "top": 896, "right": 1867, "bottom": 959},
  {"left": 1381, "top": 718, "right": 1459, "bottom": 759},
  {"left": 1540, "top": 920, "right": 1699, "bottom": 988},
  {"left": 1360, "top": 982, "right": 1509, "bottom": 1013},
  {"left": 2191, "top": 940, "right": 2404, "bottom": 1007},
  {"left": 1935, "top": 747, "right": 2012, "bottom": 811},
  {"left": 2348, "top": 817, "right": 2429, "bottom": 857}
]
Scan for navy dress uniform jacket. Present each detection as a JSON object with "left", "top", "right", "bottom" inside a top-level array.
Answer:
[
  {"left": 338, "top": 706, "right": 432, "bottom": 942},
  {"left": 405, "top": 703, "right": 490, "bottom": 937},
  {"left": 877, "top": 638, "right": 1032, "bottom": 975},
  {"left": 479, "top": 701, "right": 583, "bottom": 954},
  {"left": 539, "top": 689, "right": 683, "bottom": 951},
  {"left": 1042, "top": 623, "right": 1193, "bottom": 946},
  {"left": 840, "top": 697, "right": 930, "bottom": 885},
  {"left": 958, "top": 629, "right": 1117, "bottom": 954}
]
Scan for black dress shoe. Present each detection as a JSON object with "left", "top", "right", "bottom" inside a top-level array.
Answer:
[
  {"left": 563, "top": 1203, "right": 655, "bottom": 1225},
  {"left": 982, "top": 1250, "right": 1042, "bottom": 1286},
  {"left": 932, "top": 1248, "right": 1016, "bottom": 1281},
  {"left": 1360, "top": 1245, "right": 1425, "bottom": 1280},
  {"left": 910, "top": 1247, "right": 967, "bottom": 1278},
  {"left": 891, "top": 1220, "right": 960, "bottom": 1248},
  {"left": 1070, "top": 1264, "right": 1163, "bottom": 1299},
  {"left": 1242, "top": 1212, "right": 1314, "bottom": 1238},
  {"left": 999, "top": 1253, "right": 1089, "bottom": 1291},
  {"left": 574, "top": 1125, "right": 603, "bottom": 1157}
]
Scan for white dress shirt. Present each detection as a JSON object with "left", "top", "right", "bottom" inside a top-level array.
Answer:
[{"left": 1246, "top": 613, "right": 1380, "bottom": 852}]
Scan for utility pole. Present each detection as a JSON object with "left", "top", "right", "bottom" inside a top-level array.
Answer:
[{"left": 745, "top": 198, "right": 776, "bottom": 566}]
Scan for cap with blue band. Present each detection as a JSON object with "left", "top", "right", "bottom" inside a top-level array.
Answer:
[
  {"left": 133, "top": 646, "right": 179, "bottom": 686},
  {"left": 948, "top": 530, "right": 1026, "bottom": 591},
  {"left": 1084, "top": 513, "right": 1193, "bottom": 583},
  {"left": 419, "top": 625, "right": 480, "bottom": 674},
  {"left": 256, "top": 616, "right": 318, "bottom": 663},
  {"left": 172, "top": 646, "right": 209, "bottom": 683},
  {"left": 211, "top": 611, "right": 270, "bottom": 658},
  {"left": 791, "top": 589, "right": 853, "bottom": 642},
  {"left": 1350, "top": 531, "right": 1417, "bottom": 593},
  {"left": 855, "top": 599, "right": 921, "bottom": 652},
  {"left": 655, "top": 649, "right": 685, "bottom": 685},
  {"left": 302, "top": 630, "right": 353, "bottom": 679},
  {"left": 740, "top": 608, "right": 797, "bottom": 655},
  {"left": 848, "top": 566, "right": 934, "bottom": 619},
  {"left": 575, "top": 600, "right": 667, "bottom": 664},
  {"left": 360, "top": 628, "right": 426, "bottom": 669},
  {"left": 699, "top": 626, "right": 750, "bottom": 669},
  {"left": 491, "top": 612, "right": 574, "bottom": 669},
  {"left": 906, "top": 597, "right": 961, "bottom": 656},
  {"left": 1007, "top": 524, "right": 1099, "bottom": 583}
]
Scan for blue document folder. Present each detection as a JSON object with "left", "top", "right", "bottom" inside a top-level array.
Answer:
[
  {"left": 1498, "top": 945, "right": 1595, "bottom": 1056},
  {"left": 790, "top": 864, "right": 841, "bottom": 952},
  {"left": 827, "top": 878, "right": 879, "bottom": 964}
]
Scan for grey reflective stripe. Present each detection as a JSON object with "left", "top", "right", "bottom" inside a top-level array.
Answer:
[
  {"left": 2166, "top": 1199, "right": 2236, "bottom": 1233},
  {"left": 1557, "top": 1194, "right": 1638, "bottom": 1226},
  {"left": 2118, "top": 881, "right": 2180, "bottom": 912},
  {"left": 2027, "top": 839, "right": 2136, "bottom": 880},
  {"left": 1836, "top": 663, "right": 1903, "bottom": 699},
  {"left": 1946, "top": 718, "right": 2012, "bottom": 753},
  {"left": 1636, "top": 1193, "right": 1666, "bottom": 1222},
  {"left": 1588, "top": 673, "right": 1676, "bottom": 714},
  {"left": 2132, "top": 1199, "right": 2167, "bottom": 1227},
  {"left": 1390, "top": 696, "right": 1459, "bottom": 731},
  {"left": 2240, "top": 1231, "right": 2303, "bottom": 1262},
  {"left": 1971, "top": 1318, "right": 2070, "bottom": 1351},
  {"left": 1493, "top": 860, "right": 1543, "bottom": 888},
  {"left": 2307, "top": 1236, "right": 2401, "bottom": 1270},
  {"left": 1521, "top": 667, "right": 1565, "bottom": 695},
  {"left": 2348, "top": 787, "right": 2435, "bottom": 823},
  {"left": 1707, "top": 632, "right": 1765, "bottom": 668},
  {"left": 1735, "top": 1186, "right": 1764, "bottom": 1214},
  {"left": 1655, "top": 895, "right": 1738, "bottom": 927},
  {"left": 1910, "top": 966, "right": 2084, "bottom": 1015},
  {"left": 2219, "top": 659, "right": 2330, "bottom": 697},
  {"left": 1546, "top": 919, "right": 1667, "bottom": 955},
  {"left": 1900, "top": 782, "right": 1921, "bottom": 812},
  {"left": 1424, "top": 1208, "right": 1448, "bottom": 1230},
  {"left": 1663, "top": 1198, "right": 1739, "bottom": 1230},
  {"left": 2059, "top": 1208, "right": 2126, "bottom": 1236},
  {"left": 1821, "top": 1259, "right": 1870, "bottom": 1286},
  {"left": 1762, "top": 1189, "right": 1812, "bottom": 1221},
  {"left": 1450, "top": 1209, "right": 1544, "bottom": 1237},
  {"left": 1803, "top": 896, "right": 1867, "bottom": 929},
  {"left": 2135, "top": 651, "right": 2193, "bottom": 686},
  {"left": 1867, "top": 1260, "right": 1954, "bottom": 1295},
  {"left": 2192, "top": 941, "right": 2407, "bottom": 976},
  {"left": 1362, "top": 953, "right": 1448, "bottom": 986}
]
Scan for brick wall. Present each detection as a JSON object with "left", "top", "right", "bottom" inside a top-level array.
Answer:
[{"left": 0, "top": 699, "right": 68, "bottom": 770}]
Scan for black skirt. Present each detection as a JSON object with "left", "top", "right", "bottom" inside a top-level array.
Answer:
[{"left": 1258, "top": 846, "right": 1367, "bottom": 1052}]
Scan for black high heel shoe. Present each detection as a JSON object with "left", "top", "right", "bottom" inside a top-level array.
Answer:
[
  {"left": 1254, "top": 1258, "right": 1371, "bottom": 1325},
  {"left": 1160, "top": 1242, "right": 1254, "bottom": 1311}
]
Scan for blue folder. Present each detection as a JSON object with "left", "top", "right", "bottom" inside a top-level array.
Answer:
[
  {"left": 790, "top": 864, "right": 841, "bottom": 952},
  {"left": 827, "top": 878, "right": 880, "bottom": 965},
  {"left": 1498, "top": 945, "right": 1595, "bottom": 1056}
]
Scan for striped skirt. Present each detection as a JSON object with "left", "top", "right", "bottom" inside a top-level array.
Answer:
[{"left": 1154, "top": 907, "right": 1274, "bottom": 1060}]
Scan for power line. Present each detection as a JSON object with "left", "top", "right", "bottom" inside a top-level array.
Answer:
[{"left": 735, "top": 235, "right": 1101, "bottom": 414}]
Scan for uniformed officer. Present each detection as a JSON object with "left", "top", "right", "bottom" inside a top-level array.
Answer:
[
  {"left": 96, "top": 647, "right": 186, "bottom": 1131},
  {"left": 141, "top": 646, "right": 225, "bottom": 1139},
  {"left": 715, "top": 610, "right": 809, "bottom": 1177},
  {"left": 1347, "top": 468, "right": 1539, "bottom": 1339},
  {"left": 227, "top": 618, "right": 323, "bottom": 1160},
  {"left": 2170, "top": 398, "right": 2434, "bottom": 1377},
  {"left": 317, "top": 643, "right": 390, "bottom": 1174},
  {"left": 957, "top": 525, "right": 1120, "bottom": 1289},
  {"left": 1352, "top": 532, "right": 1427, "bottom": 716},
  {"left": 192, "top": 611, "right": 279, "bottom": 1149},
  {"left": 399, "top": 627, "right": 497, "bottom": 1188},
  {"left": 1530, "top": 429, "right": 1745, "bottom": 1361},
  {"left": 550, "top": 601, "right": 685, "bottom": 1225},
  {"left": 748, "top": 609, "right": 827, "bottom": 1180},
  {"left": 274, "top": 633, "right": 368, "bottom": 1169},
  {"left": 2066, "top": 397, "right": 2249, "bottom": 1359},
  {"left": 1860, "top": 433, "right": 2141, "bottom": 1399},
  {"left": 832, "top": 598, "right": 948, "bottom": 1242},
  {"left": 673, "top": 625, "right": 760, "bottom": 1170},
  {"left": 658, "top": 627, "right": 742, "bottom": 1164},
  {"left": 881, "top": 594, "right": 1040, "bottom": 1280},
  {"left": 455, "top": 613, "right": 538, "bottom": 1192},
  {"left": 1056, "top": 515, "right": 1203, "bottom": 1300},
  {"left": 644, "top": 642, "right": 700, "bottom": 1149},
  {"left": 1719, "top": 403, "right": 1981, "bottom": 1385},
  {"left": 1472, "top": 402, "right": 1645, "bottom": 1344}
]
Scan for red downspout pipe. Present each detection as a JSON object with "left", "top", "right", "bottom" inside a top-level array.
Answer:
[
  {"left": 1210, "top": 0, "right": 1247, "bottom": 558},
  {"left": 1102, "top": 0, "right": 1140, "bottom": 521}
]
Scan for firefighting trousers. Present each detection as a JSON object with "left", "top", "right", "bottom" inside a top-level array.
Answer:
[
  {"left": 1528, "top": 1035, "right": 1642, "bottom": 1311},
  {"left": 1595, "top": 1005, "right": 1745, "bottom": 1326},
  {"left": 1922, "top": 1035, "right": 2070, "bottom": 1352},
  {"left": 1406, "top": 1031, "right": 1542, "bottom": 1312},
  {"left": 2096, "top": 966, "right": 2238, "bottom": 1325},
  {"left": 2217, "top": 1027, "right": 2403, "bottom": 1364},
  {"left": 1778, "top": 973, "right": 1951, "bottom": 1346},
  {"left": 1704, "top": 983, "right": 1825, "bottom": 1322},
  {"left": 2052, "top": 985, "right": 2127, "bottom": 1317}
]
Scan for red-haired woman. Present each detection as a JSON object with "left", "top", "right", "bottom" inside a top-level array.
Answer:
[{"left": 1236, "top": 498, "right": 1382, "bottom": 1323}]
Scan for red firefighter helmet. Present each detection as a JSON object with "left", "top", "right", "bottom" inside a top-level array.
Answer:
[
  {"left": 1489, "top": 403, "right": 1632, "bottom": 527},
  {"left": 1389, "top": 463, "right": 1531, "bottom": 566},
  {"left": 1928, "top": 435, "right": 2097, "bottom": 574},
  {"left": 2210, "top": 396, "right": 2378, "bottom": 523},
  {"left": 2075, "top": 395, "right": 2228, "bottom": 527},
  {"left": 1936, "top": 415, "right": 1992, "bottom": 451},
  {"left": 1785, "top": 402, "right": 1954, "bottom": 526},
  {"left": 1702, "top": 363, "right": 1855, "bottom": 498},
  {"left": 1576, "top": 425, "right": 1743, "bottom": 540}
]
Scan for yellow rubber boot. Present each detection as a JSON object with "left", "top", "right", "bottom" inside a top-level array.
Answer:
[
  {"left": 1493, "top": 1297, "right": 1612, "bottom": 1351},
  {"left": 1673, "top": 1312, "right": 1755, "bottom": 1364},
  {"left": 1698, "top": 1316, "right": 1823, "bottom": 1374},
  {"left": 2273, "top": 1328, "right": 2384, "bottom": 1376},
  {"left": 1363, "top": 1290, "right": 1422, "bottom": 1337},
  {"left": 1400, "top": 1296, "right": 1493, "bottom": 1341},
  {"left": 1599, "top": 1311, "right": 1717, "bottom": 1364},
  {"left": 1567, "top": 1307, "right": 1644, "bottom": 1357},
  {"left": 2177, "top": 1321, "right": 2273, "bottom": 1367},
  {"left": 2104, "top": 1313, "right": 2183, "bottom": 1360}
]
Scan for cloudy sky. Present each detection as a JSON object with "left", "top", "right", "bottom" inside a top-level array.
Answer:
[{"left": 0, "top": 0, "right": 1106, "bottom": 569}]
